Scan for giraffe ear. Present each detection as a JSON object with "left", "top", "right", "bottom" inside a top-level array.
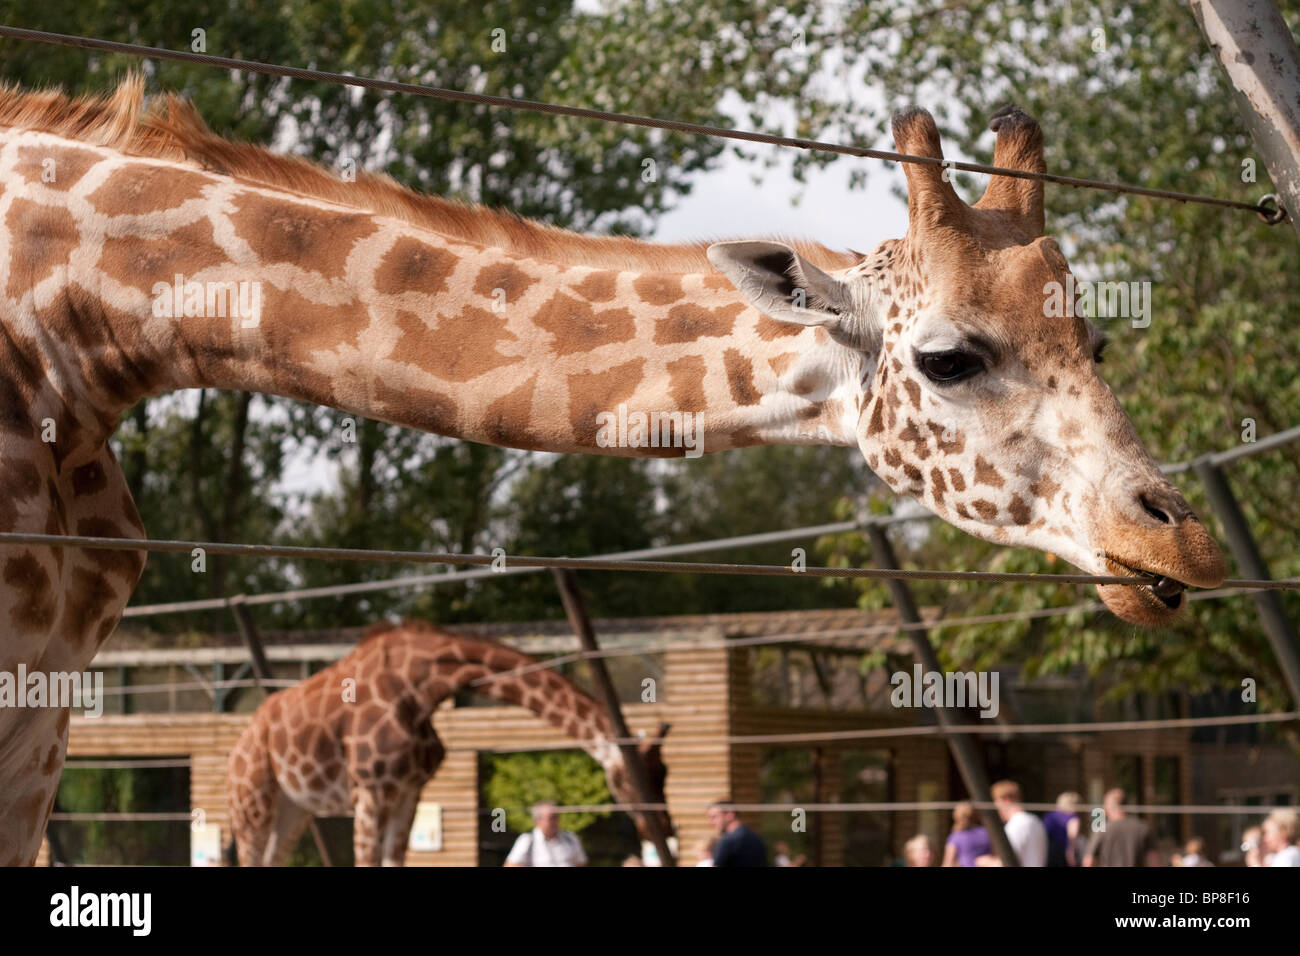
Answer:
[{"left": 706, "top": 241, "right": 863, "bottom": 349}]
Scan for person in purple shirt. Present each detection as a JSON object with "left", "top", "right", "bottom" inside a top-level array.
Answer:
[
  {"left": 1042, "top": 791, "right": 1082, "bottom": 866},
  {"left": 943, "top": 801, "right": 992, "bottom": 867}
]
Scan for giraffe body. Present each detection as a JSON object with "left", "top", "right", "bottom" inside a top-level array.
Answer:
[
  {"left": 0, "top": 81, "right": 1224, "bottom": 863},
  {"left": 227, "top": 622, "right": 669, "bottom": 866}
]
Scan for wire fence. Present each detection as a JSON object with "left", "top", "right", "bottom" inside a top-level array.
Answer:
[
  {"left": 0, "top": 25, "right": 1283, "bottom": 220},
  {"left": 89, "top": 421, "right": 1300, "bottom": 620}
]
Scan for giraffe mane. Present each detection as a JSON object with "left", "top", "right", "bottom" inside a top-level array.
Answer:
[{"left": 0, "top": 76, "right": 862, "bottom": 274}]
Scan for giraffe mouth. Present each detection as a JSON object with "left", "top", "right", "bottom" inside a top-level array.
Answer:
[{"left": 1103, "top": 555, "right": 1187, "bottom": 611}]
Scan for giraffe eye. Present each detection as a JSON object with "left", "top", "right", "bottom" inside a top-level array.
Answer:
[{"left": 917, "top": 349, "right": 984, "bottom": 384}]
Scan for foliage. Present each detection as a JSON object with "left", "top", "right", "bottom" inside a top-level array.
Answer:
[
  {"left": 482, "top": 750, "right": 611, "bottom": 833},
  {"left": 816, "top": 1, "right": 1300, "bottom": 715}
]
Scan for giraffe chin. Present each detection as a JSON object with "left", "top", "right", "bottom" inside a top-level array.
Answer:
[{"left": 1095, "top": 581, "right": 1186, "bottom": 626}]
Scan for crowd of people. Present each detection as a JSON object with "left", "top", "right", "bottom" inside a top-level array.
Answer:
[
  {"left": 904, "top": 780, "right": 1300, "bottom": 868},
  {"left": 501, "top": 789, "right": 1300, "bottom": 867}
]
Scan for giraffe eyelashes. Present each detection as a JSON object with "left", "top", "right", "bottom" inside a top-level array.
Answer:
[{"left": 916, "top": 348, "right": 986, "bottom": 384}]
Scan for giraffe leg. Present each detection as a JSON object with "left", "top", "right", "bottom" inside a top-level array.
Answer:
[
  {"left": 352, "top": 786, "right": 390, "bottom": 867},
  {"left": 228, "top": 724, "right": 277, "bottom": 866},
  {"left": 379, "top": 786, "right": 422, "bottom": 867},
  {"left": 262, "top": 791, "right": 313, "bottom": 866}
]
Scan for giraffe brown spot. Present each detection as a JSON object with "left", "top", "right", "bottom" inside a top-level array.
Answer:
[
  {"left": 903, "top": 379, "right": 921, "bottom": 411},
  {"left": 867, "top": 398, "right": 885, "bottom": 436},
  {"left": 948, "top": 468, "right": 966, "bottom": 492},
  {"left": 902, "top": 462, "right": 923, "bottom": 484},
  {"left": 930, "top": 467, "right": 947, "bottom": 504},
  {"left": 232, "top": 191, "right": 379, "bottom": 280},
  {"left": 15, "top": 145, "right": 102, "bottom": 191},
  {"left": 926, "top": 421, "right": 964, "bottom": 454},
  {"left": 755, "top": 315, "right": 804, "bottom": 341},
  {"left": 96, "top": 217, "right": 230, "bottom": 295},
  {"left": 654, "top": 302, "right": 744, "bottom": 345},
  {"left": 86, "top": 163, "right": 212, "bottom": 216},
  {"left": 483, "top": 373, "right": 540, "bottom": 448},
  {"left": 702, "top": 273, "right": 733, "bottom": 291},
  {"left": 70, "top": 461, "right": 107, "bottom": 497},
  {"left": 955, "top": 502, "right": 972, "bottom": 519},
  {"left": 0, "top": 375, "right": 36, "bottom": 436},
  {"left": 75, "top": 517, "right": 145, "bottom": 582},
  {"left": 898, "top": 420, "right": 931, "bottom": 460},
  {"left": 973, "top": 456, "right": 1005, "bottom": 489},
  {"left": 473, "top": 261, "right": 538, "bottom": 304},
  {"left": 1008, "top": 495, "right": 1032, "bottom": 525},
  {"left": 58, "top": 566, "right": 118, "bottom": 646},
  {"left": 4, "top": 553, "right": 56, "bottom": 631},
  {"left": 5, "top": 199, "right": 80, "bottom": 299},
  {"left": 867, "top": 453, "right": 879, "bottom": 470},
  {"left": 568, "top": 271, "right": 618, "bottom": 302},
  {"left": 566, "top": 358, "right": 645, "bottom": 436},
  {"left": 633, "top": 274, "right": 683, "bottom": 305},
  {"left": 391, "top": 305, "right": 520, "bottom": 381},
  {"left": 12, "top": 460, "right": 41, "bottom": 499},
  {"left": 371, "top": 377, "right": 462, "bottom": 436},
  {"left": 1047, "top": 376, "right": 1057, "bottom": 390},
  {"left": 768, "top": 352, "right": 799, "bottom": 378},
  {"left": 1029, "top": 475, "right": 1061, "bottom": 505},
  {"left": 883, "top": 448, "right": 902, "bottom": 469},
  {"left": 972, "top": 499, "right": 998, "bottom": 519},
  {"left": 535, "top": 291, "right": 636, "bottom": 355},
  {"left": 666, "top": 355, "right": 707, "bottom": 412},
  {"left": 723, "top": 348, "right": 760, "bottom": 406}
]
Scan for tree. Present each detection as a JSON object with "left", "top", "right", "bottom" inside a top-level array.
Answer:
[
  {"left": 816, "top": 1, "right": 1300, "bottom": 715},
  {"left": 482, "top": 750, "right": 611, "bottom": 834}
]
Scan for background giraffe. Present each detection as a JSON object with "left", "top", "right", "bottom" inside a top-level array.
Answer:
[
  {"left": 0, "top": 79, "right": 1224, "bottom": 863},
  {"left": 227, "top": 621, "right": 671, "bottom": 866}
]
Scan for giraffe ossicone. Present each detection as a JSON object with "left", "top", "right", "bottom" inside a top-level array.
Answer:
[{"left": 0, "top": 79, "right": 1223, "bottom": 864}]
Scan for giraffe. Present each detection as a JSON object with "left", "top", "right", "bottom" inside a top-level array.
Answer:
[
  {"left": 0, "top": 79, "right": 1225, "bottom": 864},
  {"left": 226, "top": 621, "right": 671, "bottom": 866}
]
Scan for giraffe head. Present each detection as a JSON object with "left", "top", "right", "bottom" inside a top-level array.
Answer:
[
  {"left": 708, "top": 106, "right": 1225, "bottom": 625},
  {"left": 604, "top": 723, "right": 674, "bottom": 843}
]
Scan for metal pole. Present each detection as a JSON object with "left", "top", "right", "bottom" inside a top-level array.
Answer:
[
  {"left": 1192, "top": 461, "right": 1300, "bottom": 707},
  {"left": 228, "top": 597, "right": 334, "bottom": 867},
  {"left": 865, "top": 525, "right": 1020, "bottom": 866},
  {"left": 1191, "top": 0, "right": 1300, "bottom": 238},
  {"left": 551, "top": 569, "right": 676, "bottom": 867}
]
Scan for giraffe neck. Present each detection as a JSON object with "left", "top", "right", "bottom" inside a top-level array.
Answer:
[
  {"left": 5, "top": 131, "right": 872, "bottom": 457},
  {"left": 392, "top": 631, "right": 622, "bottom": 767}
]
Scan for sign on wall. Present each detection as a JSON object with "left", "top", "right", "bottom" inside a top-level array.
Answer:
[{"left": 409, "top": 802, "right": 443, "bottom": 852}]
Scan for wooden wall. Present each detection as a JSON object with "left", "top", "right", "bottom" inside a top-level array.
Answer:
[{"left": 47, "top": 640, "right": 730, "bottom": 866}]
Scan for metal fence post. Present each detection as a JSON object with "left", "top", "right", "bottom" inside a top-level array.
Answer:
[{"left": 864, "top": 524, "right": 1021, "bottom": 867}]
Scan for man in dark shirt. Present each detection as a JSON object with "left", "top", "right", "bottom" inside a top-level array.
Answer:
[
  {"left": 1084, "top": 789, "right": 1159, "bottom": 867},
  {"left": 707, "top": 800, "right": 769, "bottom": 867}
]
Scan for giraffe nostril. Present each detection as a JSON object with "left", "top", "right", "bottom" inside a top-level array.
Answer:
[{"left": 1139, "top": 494, "right": 1172, "bottom": 525}]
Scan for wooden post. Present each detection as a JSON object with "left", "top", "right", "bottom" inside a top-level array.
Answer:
[
  {"left": 228, "top": 596, "right": 333, "bottom": 867},
  {"left": 551, "top": 569, "right": 677, "bottom": 867},
  {"left": 864, "top": 525, "right": 1021, "bottom": 866},
  {"left": 1191, "top": 0, "right": 1300, "bottom": 238}
]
